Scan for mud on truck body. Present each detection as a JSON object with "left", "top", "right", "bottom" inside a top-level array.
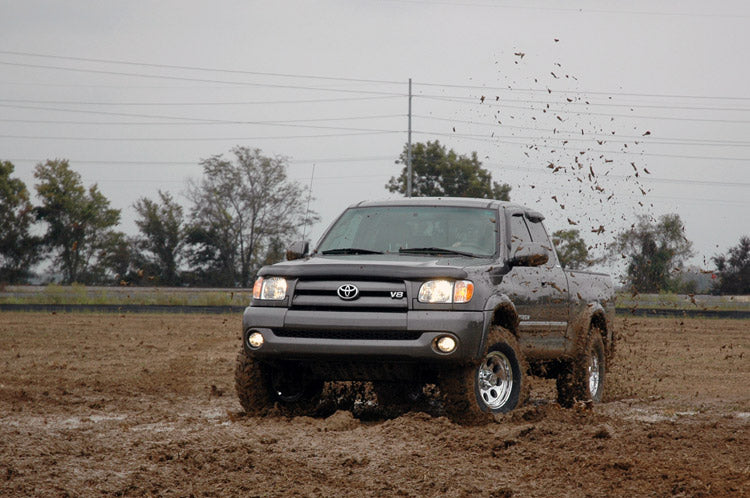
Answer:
[{"left": 235, "top": 198, "right": 615, "bottom": 423}]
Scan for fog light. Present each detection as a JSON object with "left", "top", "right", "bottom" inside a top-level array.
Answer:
[
  {"left": 247, "top": 331, "right": 264, "bottom": 349},
  {"left": 436, "top": 335, "right": 457, "bottom": 353}
]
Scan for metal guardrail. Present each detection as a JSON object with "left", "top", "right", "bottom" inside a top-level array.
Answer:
[
  {"left": 616, "top": 307, "right": 750, "bottom": 319},
  {"left": 0, "top": 303, "right": 245, "bottom": 314}
]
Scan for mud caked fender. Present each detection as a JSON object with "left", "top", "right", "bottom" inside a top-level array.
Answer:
[
  {"left": 477, "top": 294, "right": 519, "bottom": 357},
  {"left": 568, "top": 301, "right": 615, "bottom": 360}
]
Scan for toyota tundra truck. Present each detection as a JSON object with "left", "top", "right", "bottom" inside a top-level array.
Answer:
[{"left": 235, "top": 198, "right": 615, "bottom": 423}]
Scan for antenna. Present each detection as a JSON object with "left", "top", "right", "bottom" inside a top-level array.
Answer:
[
  {"left": 302, "top": 163, "right": 315, "bottom": 240},
  {"left": 407, "top": 78, "right": 413, "bottom": 197}
]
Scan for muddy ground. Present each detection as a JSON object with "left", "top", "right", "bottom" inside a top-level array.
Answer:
[{"left": 1, "top": 313, "right": 747, "bottom": 497}]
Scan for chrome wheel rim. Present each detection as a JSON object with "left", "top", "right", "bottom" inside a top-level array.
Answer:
[
  {"left": 477, "top": 351, "right": 513, "bottom": 409},
  {"left": 588, "top": 353, "right": 600, "bottom": 397}
]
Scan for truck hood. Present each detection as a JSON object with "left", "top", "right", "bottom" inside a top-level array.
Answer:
[{"left": 257, "top": 254, "right": 494, "bottom": 280}]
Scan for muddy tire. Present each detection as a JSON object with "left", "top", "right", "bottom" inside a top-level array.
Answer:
[
  {"left": 440, "top": 326, "right": 529, "bottom": 424},
  {"left": 556, "top": 327, "right": 606, "bottom": 408},
  {"left": 235, "top": 349, "right": 323, "bottom": 417}
]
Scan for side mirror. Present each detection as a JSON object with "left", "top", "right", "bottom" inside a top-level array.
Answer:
[
  {"left": 510, "top": 242, "right": 549, "bottom": 267},
  {"left": 286, "top": 240, "right": 309, "bottom": 261}
]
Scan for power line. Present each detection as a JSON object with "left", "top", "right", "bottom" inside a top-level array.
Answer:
[
  {"left": 414, "top": 82, "right": 750, "bottom": 101},
  {"left": 417, "top": 95, "right": 750, "bottom": 124},
  {"left": 0, "top": 97, "right": 404, "bottom": 107},
  {"left": 0, "top": 79, "right": 246, "bottom": 89},
  {"left": 0, "top": 103, "right": 403, "bottom": 132},
  {"left": 414, "top": 115, "right": 750, "bottom": 146},
  {"left": 3, "top": 127, "right": 747, "bottom": 159},
  {"left": 6, "top": 96, "right": 748, "bottom": 134},
  {"left": 0, "top": 131, "right": 400, "bottom": 141},
  {"left": 3, "top": 50, "right": 749, "bottom": 102},
  {"left": 414, "top": 130, "right": 750, "bottom": 161},
  {"left": 0, "top": 102, "right": 240, "bottom": 123},
  {"left": 7, "top": 89, "right": 750, "bottom": 113},
  {"left": 0, "top": 50, "right": 405, "bottom": 86},
  {"left": 0, "top": 120, "right": 399, "bottom": 134},
  {"left": 4, "top": 102, "right": 746, "bottom": 146},
  {"left": 0, "top": 60, "right": 406, "bottom": 97},
  {"left": 4, "top": 92, "right": 749, "bottom": 114},
  {"left": 416, "top": 93, "right": 750, "bottom": 112},
  {"left": 483, "top": 161, "right": 750, "bottom": 189},
  {"left": 0, "top": 114, "right": 404, "bottom": 126}
]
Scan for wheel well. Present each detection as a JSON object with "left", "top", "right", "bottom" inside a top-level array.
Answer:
[
  {"left": 591, "top": 312, "right": 606, "bottom": 331},
  {"left": 492, "top": 304, "right": 519, "bottom": 337},
  {"left": 591, "top": 311, "right": 608, "bottom": 345}
]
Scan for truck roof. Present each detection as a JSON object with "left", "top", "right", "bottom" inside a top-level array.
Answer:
[{"left": 350, "top": 197, "right": 544, "bottom": 220}]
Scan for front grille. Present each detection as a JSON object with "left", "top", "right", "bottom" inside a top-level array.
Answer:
[
  {"left": 291, "top": 279, "right": 407, "bottom": 311},
  {"left": 289, "top": 306, "right": 404, "bottom": 314},
  {"left": 274, "top": 329, "right": 422, "bottom": 341}
]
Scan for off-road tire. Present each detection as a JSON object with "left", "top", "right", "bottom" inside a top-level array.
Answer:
[
  {"left": 235, "top": 349, "right": 324, "bottom": 417},
  {"left": 556, "top": 327, "right": 606, "bottom": 408},
  {"left": 440, "top": 326, "right": 529, "bottom": 424}
]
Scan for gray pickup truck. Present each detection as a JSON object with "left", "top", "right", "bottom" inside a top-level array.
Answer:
[{"left": 235, "top": 198, "right": 615, "bottom": 423}]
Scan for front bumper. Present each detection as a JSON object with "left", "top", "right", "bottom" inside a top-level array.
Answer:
[{"left": 242, "top": 306, "right": 489, "bottom": 362}]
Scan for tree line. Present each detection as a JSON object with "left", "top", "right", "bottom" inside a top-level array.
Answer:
[
  {"left": 1, "top": 141, "right": 748, "bottom": 293},
  {"left": 0, "top": 147, "right": 316, "bottom": 287}
]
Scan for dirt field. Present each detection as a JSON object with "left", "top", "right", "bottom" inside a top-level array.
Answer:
[{"left": 1, "top": 313, "right": 748, "bottom": 497}]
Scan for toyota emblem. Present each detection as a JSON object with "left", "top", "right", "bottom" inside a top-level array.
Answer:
[{"left": 337, "top": 284, "right": 359, "bottom": 300}]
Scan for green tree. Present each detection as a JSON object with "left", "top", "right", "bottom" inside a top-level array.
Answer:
[
  {"left": 552, "top": 229, "right": 599, "bottom": 270},
  {"left": 184, "top": 217, "right": 236, "bottom": 287},
  {"left": 34, "top": 159, "right": 121, "bottom": 284},
  {"left": 132, "top": 190, "right": 185, "bottom": 286},
  {"left": 610, "top": 214, "right": 693, "bottom": 293},
  {"left": 0, "top": 161, "right": 40, "bottom": 282},
  {"left": 712, "top": 236, "right": 750, "bottom": 295},
  {"left": 386, "top": 141, "right": 511, "bottom": 200},
  {"left": 185, "top": 146, "right": 318, "bottom": 287},
  {"left": 88, "top": 231, "right": 134, "bottom": 285}
]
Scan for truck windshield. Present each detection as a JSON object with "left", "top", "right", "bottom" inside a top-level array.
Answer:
[{"left": 317, "top": 206, "right": 498, "bottom": 257}]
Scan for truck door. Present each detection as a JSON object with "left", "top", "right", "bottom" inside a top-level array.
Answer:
[{"left": 504, "top": 209, "right": 570, "bottom": 356}]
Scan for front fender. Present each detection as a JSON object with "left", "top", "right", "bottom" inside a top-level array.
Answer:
[{"left": 477, "top": 294, "right": 520, "bottom": 357}]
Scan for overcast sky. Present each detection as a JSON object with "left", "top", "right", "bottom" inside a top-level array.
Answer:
[{"left": 2, "top": 0, "right": 749, "bottom": 281}]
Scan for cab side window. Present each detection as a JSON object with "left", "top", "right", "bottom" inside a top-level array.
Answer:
[
  {"left": 526, "top": 218, "right": 559, "bottom": 267},
  {"left": 510, "top": 214, "right": 532, "bottom": 254}
]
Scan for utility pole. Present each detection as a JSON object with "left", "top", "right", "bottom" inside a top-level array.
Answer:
[{"left": 407, "top": 78, "right": 413, "bottom": 198}]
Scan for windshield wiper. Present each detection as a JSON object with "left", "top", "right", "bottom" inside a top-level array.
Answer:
[
  {"left": 321, "top": 248, "right": 384, "bottom": 255},
  {"left": 399, "top": 247, "right": 481, "bottom": 258}
]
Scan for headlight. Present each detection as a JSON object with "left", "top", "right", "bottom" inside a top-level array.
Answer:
[
  {"left": 418, "top": 280, "right": 474, "bottom": 304},
  {"left": 252, "top": 277, "right": 287, "bottom": 300}
]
